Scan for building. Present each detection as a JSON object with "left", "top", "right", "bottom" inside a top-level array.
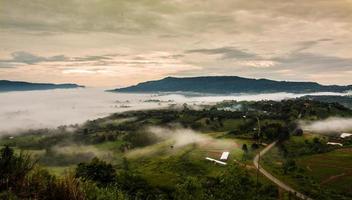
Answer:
[
  {"left": 220, "top": 152, "right": 230, "bottom": 161},
  {"left": 340, "top": 133, "right": 352, "bottom": 139}
]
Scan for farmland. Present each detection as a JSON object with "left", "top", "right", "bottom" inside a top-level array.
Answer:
[{"left": 261, "top": 134, "right": 352, "bottom": 199}]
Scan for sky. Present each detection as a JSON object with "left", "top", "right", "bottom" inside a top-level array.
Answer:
[{"left": 0, "top": 0, "right": 352, "bottom": 87}]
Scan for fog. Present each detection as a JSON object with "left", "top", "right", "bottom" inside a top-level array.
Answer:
[
  {"left": 301, "top": 117, "right": 352, "bottom": 134},
  {"left": 148, "top": 126, "right": 211, "bottom": 148},
  {"left": 126, "top": 126, "right": 237, "bottom": 158},
  {"left": 0, "top": 88, "right": 163, "bottom": 134},
  {"left": 0, "top": 88, "right": 349, "bottom": 135}
]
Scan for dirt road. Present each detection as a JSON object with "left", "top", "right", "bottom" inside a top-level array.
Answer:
[{"left": 253, "top": 141, "right": 313, "bottom": 200}]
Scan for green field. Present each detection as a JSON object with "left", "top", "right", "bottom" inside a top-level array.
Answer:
[
  {"left": 296, "top": 148, "right": 352, "bottom": 195},
  {"left": 261, "top": 134, "right": 352, "bottom": 199}
]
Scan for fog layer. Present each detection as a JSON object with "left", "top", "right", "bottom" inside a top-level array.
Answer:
[
  {"left": 0, "top": 88, "right": 349, "bottom": 134},
  {"left": 301, "top": 117, "right": 352, "bottom": 134}
]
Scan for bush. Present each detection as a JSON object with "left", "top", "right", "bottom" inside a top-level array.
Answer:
[
  {"left": 81, "top": 181, "right": 126, "bottom": 200},
  {"left": 174, "top": 177, "right": 205, "bottom": 200},
  {"left": 0, "top": 145, "right": 36, "bottom": 192},
  {"left": 76, "top": 158, "right": 116, "bottom": 186}
]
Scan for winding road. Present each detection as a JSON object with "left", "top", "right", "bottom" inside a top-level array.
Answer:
[{"left": 253, "top": 141, "right": 313, "bottom": 200}]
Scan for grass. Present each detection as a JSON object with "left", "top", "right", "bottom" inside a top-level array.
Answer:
[
  {"left": 123, "top": 132, "right": 247, "bottom": 188},
  {"left": 95, "top": 140, "right": 125, "bottom": 151},
  {"left": 0, "top": 134, "right": 44, "bottom": 148},
  {"left": 100, "top": 117, "right": 135, "bottom": 127},
  {"left": 128, "top": 144, "right": 228, "bottom": 188},
  {"left": 46, "top": 165, "right": 76, "bottom": 176},
  {"left": 261, "top": 137, "right": 352, "bottom": 198},
  {"left": 296, "top": 148, "right": 352, "bottom": 194},
  {"left": 2, "top": 129, "right": 247, "bottom": 190},
  {"left": 222, "top": 119, "right": 244, "bottom": 130}
]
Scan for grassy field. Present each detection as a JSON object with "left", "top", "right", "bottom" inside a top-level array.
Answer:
[
  {"left": 3, "top": 131, "right": 251, "bottom": 184},
  {"left": 122, "top": 132, "right": 249, "bottom": 188},
  {"left": 261, "top": 134, "right": 352, "bottom": 199},
  {"left": 296, "top": 148, "right": 352, "bottom": 195}
]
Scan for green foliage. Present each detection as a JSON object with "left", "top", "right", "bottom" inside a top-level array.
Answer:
[
  {"left": 76, "top": 158, "right": 116, "bottom": 186},
  {"left": 279, "top": 137, "right": 333, "bottom": 157},
  {"left": 282, "top": 159, "right": 297, "bottom": 174},
  {"left": 40, "top": 148, "right": 95, "bottom": 166},
  {"left": 174, "top": 177, "right": 205, "bottom": 200},
  {"left": 81, "top": 181, "right": 126, "bottom": 200},
  {"left": 115, "top": 171, "right": 162, "bottom": 199},
  {"left": 0, "top": 146, "right": 86, "bottom": 200},
  {"left": 0, "top": 191, "right": 19, "bottom": 200},
  {"left": 242, "top": 144, "right": 248, "bottom": 152},
  {"left": 206, "top": 164, "right": 276, "bottom": 200},
  {"left": 0, "top": 145, "right": 36, "bottom": 191}
]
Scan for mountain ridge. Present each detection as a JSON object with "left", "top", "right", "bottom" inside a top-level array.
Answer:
[
  {"left": 0, "top": 80, "right": 84, "bottom": 92},
  {"left": 111, "top": 76, "right": 352, "bottom": 94}
]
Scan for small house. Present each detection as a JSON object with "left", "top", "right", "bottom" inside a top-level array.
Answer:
[
  {"left": 340, "top": 133, "right": 352, "bottom": 139},
  {"left": 220, "top": 152, "right": 230, "bottom": 161},
  {"left": 327, "top": 142, "right": 343, "bottom": 147}
]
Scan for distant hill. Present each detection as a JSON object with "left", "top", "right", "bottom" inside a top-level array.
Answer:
[
  {"left": 112, "top": 76, "right": 352, "bottom": 94},
  {"left": 0, "top": 80, "right": 84, "bottom": 92}
]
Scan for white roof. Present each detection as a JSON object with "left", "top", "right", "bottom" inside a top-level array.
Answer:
[
  {"left": 341, "top": 133, "right": 352, "bottom": 138},
  {"left": 327, "top": 142, "right": 343, "bottom": 146},
  {"left": 220, "top": 152, "right": 230, "bottom": 160},
  {"left": 205, "top": 157, "right": 227, "bottom": 165}
]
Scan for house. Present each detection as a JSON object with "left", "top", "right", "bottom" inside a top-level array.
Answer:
[
  {"left": 340, "top": 133, "right": 352, "bottom": 139},
  {"left": 205, "top": 157, "right": 227, "bottom": 165},
  {"left": 327, "top": 142, "right": 343, "bottom": 147},
  {"left": 220, "top": 152, "right": 230, "bottom": 161}
]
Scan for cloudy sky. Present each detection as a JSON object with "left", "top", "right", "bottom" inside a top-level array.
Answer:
[{"left": 1, "top": 0, "right": 352, "bottom": 87}]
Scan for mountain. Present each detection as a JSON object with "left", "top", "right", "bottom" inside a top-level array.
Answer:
[
  {"left": 0, "top": 80, "right": 84, "bottom": 92},
  {"left": 112, "top": 76, "right": 352, "bottom": 94}
]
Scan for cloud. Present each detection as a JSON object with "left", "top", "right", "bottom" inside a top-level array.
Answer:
[
  {"left": 0, "top": 52, "right": 114, "bottom": 68},
  {"left": 235, "top": 60, "right": 278, "bottom": 68},
  {"left": 293, "top": 38, "right": 333, "bottom": 53},
  {"left": 1, "top": 0, "right": 352, "bottom": 85},
  {"left": 62, "top": 68, "right": 113, "bottom": 75},
  {"left": 186, "top": 47, "right": 258, "bottom": 60},
  {"left": 273, "top": 52, "right": 352, "bottom": 73},
  {"left": 0, "top": 51, "right": 67, "bottom": 65}
]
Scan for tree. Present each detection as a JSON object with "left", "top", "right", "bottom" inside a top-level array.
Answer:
[
  {"left": 294, "top": 128, "right": 303, "bottom": 136},
  {"left": 114, "top": 171, "right": 156, "bottom": 199},
  {"left": 75, "top": 158, "right": 116, "bottom": 186},
  {"left": 242, "top": 144, "right": 248, "bottom": 153},
  {"left": 208, "top": 164, "right": 256, "bottom": 200},
  {"left": 251, "top": 143, "right": 259, "bottom": 150},
  {"left": 0, "top": 146, "right": 36, "bottom": 191},
  {"left": 278, "top": 126, "right": 290, "bottom": 142},
  {"left": 242, "top": 144, "right": 249, "bottom": 161}
]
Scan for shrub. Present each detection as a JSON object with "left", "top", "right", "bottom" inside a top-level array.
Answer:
[{"left": 75, "top": 158, "right": 116, "bottom": 186}]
